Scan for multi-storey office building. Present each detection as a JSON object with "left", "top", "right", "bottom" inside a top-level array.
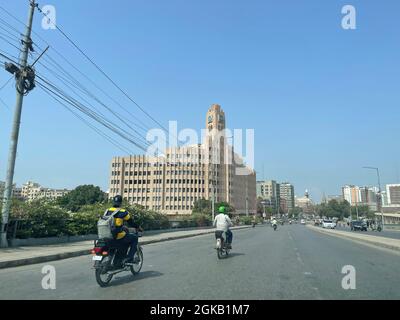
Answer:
[{"left": 109, "top": 104, "right": 257, "bottom": 216}]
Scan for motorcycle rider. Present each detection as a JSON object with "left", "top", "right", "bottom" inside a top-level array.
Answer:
[
  {"left": 104, "top": 195, "right": 143, "bottom": 264},
  {"left": 271, "top": 217, "right": 278, "bottom": 229},
  {"left": 213, "top": 206, "right": 233, "bottom": 249}
]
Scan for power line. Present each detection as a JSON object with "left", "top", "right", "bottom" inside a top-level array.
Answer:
[
  {"left": 1, "top": 5, "right": 160, "bottom": 137},
  {"left": 0, "top": 16, "right": 22, "bottom": 35},
  {"left": 42, "top": 87, "right": 134, "bottom": 155},
  {"left": 36, "top": 68, "right": 152, "bottom": 149},
  {"left": 0, "top": 75, "right": 13, "bottom": 91},
  {"left": 36, "top": 76, "right": 150, "bottom": 152},
  {"left": 0, "top": 96, "right": 10, "bottom": 110},
  {"left": 0, "top": 50, "right": 20, "bottom": 65},
  {"left": 0, "top": 34, "right": 21, "bottom": 51},
  {"left": 35, "top": 3, "right": 171, "bottom": 136}
]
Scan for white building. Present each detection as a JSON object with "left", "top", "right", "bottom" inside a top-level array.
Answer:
[{"left": 21, "top": 181, "right": 70, "bottom": 202}]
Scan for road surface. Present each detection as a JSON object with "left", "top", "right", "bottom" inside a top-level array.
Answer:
[{"left": 0, "top": 225, "right": 399, "bottom": 300}]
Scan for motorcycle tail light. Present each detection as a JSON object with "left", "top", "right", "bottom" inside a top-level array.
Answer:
[
  {"left": 102, "top": 251, "right": 108, "bottom": 256},
  {"left": 93, "top": 247, "right": 103, "bottom": 254}
]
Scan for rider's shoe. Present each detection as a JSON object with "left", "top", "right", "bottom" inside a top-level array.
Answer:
[{"left": 226, "top": 244, "right": 232, "bottom": 249}]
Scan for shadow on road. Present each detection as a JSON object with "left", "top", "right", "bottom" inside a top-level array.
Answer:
[
  {"left": 106, "top": 270, "right": 163, "bottom": 287},
  {"left": 225, "top": 252, "right": 245, "bottom": 259}
]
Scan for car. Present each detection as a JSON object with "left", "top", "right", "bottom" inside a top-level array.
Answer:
[
  {"left": 350, "top": 220, "right": 367, "bottom": 231},
  {"left": 322, "top": 219, "right": 336, "bottom": 229},
  {"left": 300, "top": 219, "right": 305, "bottom": 225}
]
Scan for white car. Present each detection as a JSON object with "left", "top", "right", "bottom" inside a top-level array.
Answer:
[
  {"left": 322, "top": 220, "right": 336, "bottom": 229},
  {"left": 300, "top": 219, "right": 306, "bottom": 225}
]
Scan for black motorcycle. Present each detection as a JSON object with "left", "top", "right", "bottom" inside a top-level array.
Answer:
[
  {"left": 215, "top": 231, "right": 231, "bottom": 259},
  {"left": 273, "top": 224, "right": 277, "bottom": 231},
  {"left": 92, "top": 233, "right": 143, "bottom": 287}
]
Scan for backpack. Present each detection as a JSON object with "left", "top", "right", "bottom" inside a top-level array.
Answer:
[{"left": 97, "top": 208, "right": 121, "bottom": 239}]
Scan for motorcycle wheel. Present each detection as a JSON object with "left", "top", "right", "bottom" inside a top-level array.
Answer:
[
  {"left": 217, "top": 248, "right": 224, "bottom": 259},
  {"left": 95, "top": 257, "right": 113, "bottom": 287},
  {"left": 130, "top": 247, "right": 144, "bottom": 275}
]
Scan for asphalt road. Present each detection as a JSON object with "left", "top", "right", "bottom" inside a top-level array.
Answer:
[{"left": 1, "top": 224, "right": 399, "bottom": 300}]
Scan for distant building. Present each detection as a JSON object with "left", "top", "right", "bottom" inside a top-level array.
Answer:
[
  {"left": 280, "top": 182, "right": 295, "bottom": 212},
  {"left": 257, "top": 180, "right": 280, "bottom": 212},
  {"left": 382, "top": 184, "right": 400, "bottom": 213},
  {"left": 12, "top": 187, "right": 23, "bottom": 200},
  {"left": 0, "top": 181, "right": 24, "bottom": 201},
  {"left": 342, "top": 185, "right": 377, "bottom": 210},
  {"left": 295, "top": 190, "right": 314, "bottom": 214},
  {"left": 387, "top": 184, "right": 400, "bottom": 205},
  {"left": 21, "top": 181, "right": 70, "bottom": 202}
]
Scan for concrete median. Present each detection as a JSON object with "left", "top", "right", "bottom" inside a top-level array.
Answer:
[{"left": 307, "top": 225, "right": 400, "bottom": 252}]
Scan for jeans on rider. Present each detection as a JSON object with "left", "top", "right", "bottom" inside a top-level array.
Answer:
[
  {"left": 226, "top": 229, "right": 233, "bottom": 245},
  {"left": 122, "top": 233, "right": 138, "bottom": 261}
]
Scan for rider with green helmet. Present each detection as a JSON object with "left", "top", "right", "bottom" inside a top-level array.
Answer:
[{"left": 213, "top": 205, "right": 233, "bottom": 248}]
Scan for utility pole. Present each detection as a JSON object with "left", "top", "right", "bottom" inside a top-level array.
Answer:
[
  {"left": 363, "top": 167, "right": 384, "bottom": 231},
  {"left": 246, "top": 178, "right": 248, "bottom": 216},
  {"left": 0, "top": 1, "right": 36, "bottom": 248}
]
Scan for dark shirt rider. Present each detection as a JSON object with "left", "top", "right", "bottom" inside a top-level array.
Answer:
[{"left": 104, "top": 195, "right": 142, "bottom": 263}]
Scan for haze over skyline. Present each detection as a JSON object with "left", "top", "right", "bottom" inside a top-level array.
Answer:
[{"left": 1, "top": 0, "right": 399, "bottom": 202}]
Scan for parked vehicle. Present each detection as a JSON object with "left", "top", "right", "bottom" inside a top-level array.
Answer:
[
  {"left": 300, "top": 219, "right": 306, "bottom": 225},
  {"left": 322, "top": 220, "right": 336, "bottom": 229},
  {"left": 92, "top": 233, "right": 143, "bottom": 287},
  {"left": 350, "top": 220, "right": 368, "bottom": 232},
  {"left": 215, "top": 231, "right": 231, "bottom": 259}
]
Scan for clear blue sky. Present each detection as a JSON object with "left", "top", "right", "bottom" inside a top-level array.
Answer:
[{"left": 0, "top": 0, "right": 399, "bottom": 202}]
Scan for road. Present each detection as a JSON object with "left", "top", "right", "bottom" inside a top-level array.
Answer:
[{"left": 0, "top": 224, "right": 399, "bottom": 300}]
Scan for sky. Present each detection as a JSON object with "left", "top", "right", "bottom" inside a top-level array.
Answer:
[{"left": 0, "top": 0, "right": 399, "bottom": 202}]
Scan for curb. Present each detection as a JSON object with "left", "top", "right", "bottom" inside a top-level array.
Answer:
[
  {"left": 307, "top": 225, "right": 400, "bottom": 252},
  {"left": 0, "top": 226, "right": 251, "bottom": 269}
]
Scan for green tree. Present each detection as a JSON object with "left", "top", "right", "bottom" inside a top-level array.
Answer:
[
  {"left": 289, "top": 207, "right": 303, "bottom": 218},
  {"left": 192, "top": 198, "right": 211, "bottom": 214},
  {"left": 57, "top": 185, "right": 106, "bottom": 212}
]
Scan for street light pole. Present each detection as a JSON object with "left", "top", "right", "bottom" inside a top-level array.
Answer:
[{"left": 363, "top": 166, "right": 384, "bottom": 231}]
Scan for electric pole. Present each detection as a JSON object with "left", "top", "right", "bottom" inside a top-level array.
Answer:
[{"left": 0, "top": 1, "right": 36, "bottom": 248}]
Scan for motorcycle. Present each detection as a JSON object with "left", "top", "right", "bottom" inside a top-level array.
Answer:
[
  {"left": 92, "top": 232, "right": 144, "bottom": 287},
  {"left": 215, "top": 231, "right": 231, "bottom": 259},
  {"left": 273, "top": 224, "right": 277, "bottom": 231}
]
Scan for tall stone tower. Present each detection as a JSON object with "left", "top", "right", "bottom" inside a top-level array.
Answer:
[{"left": 206, "top": 104, "right": 226, "bottom": 132}]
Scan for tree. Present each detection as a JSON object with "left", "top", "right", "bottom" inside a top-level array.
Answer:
[
  {"left": 315, "top": 199, "right": 351, "bottom": 220},
  {"left": 192, "top": 199, "right": 234, "bottom": 215},
  {"left": 57, "top": 185, "right": 106, "bottom": 212},
  {"left": 192, "top": 198, "right": 211, "bottom": 214},
  {"left": 289, "top": 207, "right": 303, "bottom": 218}
]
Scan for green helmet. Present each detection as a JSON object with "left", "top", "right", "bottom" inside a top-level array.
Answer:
[{"left": 218, "top": 206, "right": 226, "bottom": 214}]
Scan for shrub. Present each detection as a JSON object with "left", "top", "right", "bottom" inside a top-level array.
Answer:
[
  {"left": 239, "top": 216, "right": 253, "bottom": 225},
  {"left": 14, "top": 200, "right": 70, "bottom": 238}
]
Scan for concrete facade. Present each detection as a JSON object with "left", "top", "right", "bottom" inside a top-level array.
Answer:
[{"left": 109, "top": 105, "right": 257, "bottom": 216}]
